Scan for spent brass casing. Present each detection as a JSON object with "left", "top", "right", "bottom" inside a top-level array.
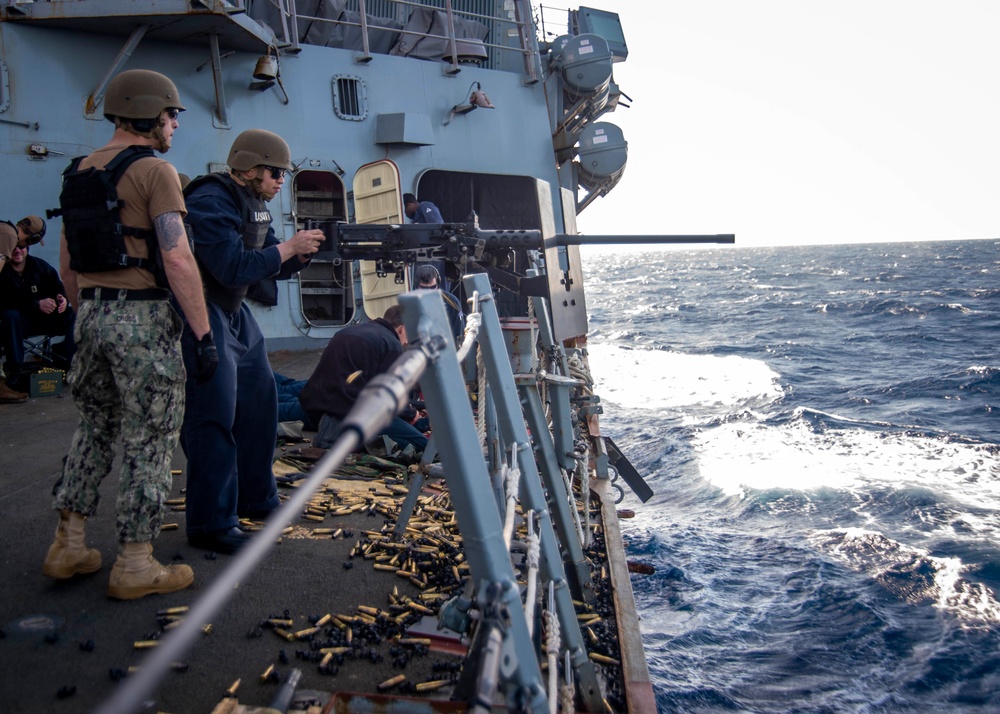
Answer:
[
  {"left": 160, "top": 523, "right": 179, "bottom": 531},
  {"left": 133, "top": 640, "right": 159, "bottom": 649},
  {"left": 316, "top": 613, "right": 332, "bottom": 627},
  {"left": 377, "top": 674, "right": 406, "bottom": 690},
  {"left": 273, "top": 628, "right": 296, "bottom": 642},
  {"left": 259, "top": 664, "right": 275, "bottom": 683},
  {"left": 397, "top": 637, "right": 431, "bottom": 646},
  {"left": 295, "top": 627, "right": 319, "bottom": 639},
  {"left": 415, "top": 680, "right": 450, "bottom": 693},
  {"left": 157, "top": 606, "right": 189, "bottom": 616},
  {"left": 589, "top": 653, "right": 620, "bottom": 666},
  {"left": 225, "top": 678, "right": 241, "bottom": 697}
]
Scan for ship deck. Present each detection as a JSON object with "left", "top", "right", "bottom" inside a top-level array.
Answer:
[{"left": 0, "top": 348, "right": 649, "bottom": 713}]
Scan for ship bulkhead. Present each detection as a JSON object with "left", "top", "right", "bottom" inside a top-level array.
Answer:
[{"left": 0, "top": 0, "right": 629, "bottom": 350}]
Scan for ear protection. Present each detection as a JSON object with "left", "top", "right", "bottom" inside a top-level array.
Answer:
[{"left": 16, "top": 217, "right": 46, "bottom": 246}]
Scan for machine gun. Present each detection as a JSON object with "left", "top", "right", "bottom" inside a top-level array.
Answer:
[{"left": 318, "top": 219, "right": 734, "bottom": 300}]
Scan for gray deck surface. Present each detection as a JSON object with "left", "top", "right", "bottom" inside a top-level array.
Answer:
[{"left": 0, "top": 349, "right": 466, "bottom": 714}]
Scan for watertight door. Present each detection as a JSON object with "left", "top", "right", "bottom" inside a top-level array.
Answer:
[{"left": 353, "top": 160, "right": 408, "bottom": 320}]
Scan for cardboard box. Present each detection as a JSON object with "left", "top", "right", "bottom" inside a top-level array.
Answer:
[{"left": 29, "top": 370, "right": 63, "bottom": 398}]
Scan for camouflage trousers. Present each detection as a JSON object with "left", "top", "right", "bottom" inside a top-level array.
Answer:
[{"left": 52, "top": 294, "right": 186, "bottom": 543}]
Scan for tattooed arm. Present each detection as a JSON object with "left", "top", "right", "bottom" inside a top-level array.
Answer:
[{"left": 155, "top": 211, "right": 211, "bottom": 339}]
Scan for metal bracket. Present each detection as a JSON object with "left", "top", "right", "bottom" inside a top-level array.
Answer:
[{"left": 85, "top": 25, "right": 150, "bottom": 117}]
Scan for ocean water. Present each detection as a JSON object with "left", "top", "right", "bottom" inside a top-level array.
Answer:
[{"left": 580, "top": 239, "right": 1000, "bottom": 713}]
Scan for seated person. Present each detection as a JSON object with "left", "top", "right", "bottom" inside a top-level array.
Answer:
[
  {"left": 0, "top": 217, "right": 75, "bottom": 390},
  {"left": 414, "top": 263, "right": 464, "bottom": 343},
  {"left": 0, "top": 221, "right": 27, "bottom": 403},
  {"left": 274, "top": 371, "right": 318, "bottom": 431},
  {"left": 298, "top": 305, "right": 428, "bottom": 452}
]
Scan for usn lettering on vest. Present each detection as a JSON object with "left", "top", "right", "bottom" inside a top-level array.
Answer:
[{"left": 253, "top": 210, "right": 271, "bottom": 222}]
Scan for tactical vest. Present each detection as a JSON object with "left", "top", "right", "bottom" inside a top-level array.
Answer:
[
  {"left": 50, "top": 146, "right": 167, "bottom": 286},
  {"left": 184, "top": 173, "right": 273, "bottom": 312}
]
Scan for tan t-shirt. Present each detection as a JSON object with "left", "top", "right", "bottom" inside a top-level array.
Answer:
[
  {"left": 76, "top": 145, "right": 186, "bottom": 290},
  {"left": 0, "top": 221, "right": 16, "bottom": 262}
]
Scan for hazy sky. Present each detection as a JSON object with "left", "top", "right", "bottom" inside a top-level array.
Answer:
[{"left": 542, "top": 1, "right": 1000, "bottom": 248}]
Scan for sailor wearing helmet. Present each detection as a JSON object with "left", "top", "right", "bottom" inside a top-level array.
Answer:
[{"left": 180, "top": 129, "right": 324, "bottom": 555}]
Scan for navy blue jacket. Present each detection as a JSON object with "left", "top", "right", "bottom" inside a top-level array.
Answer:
[
  {"left": 185, "top": 179, "right": 304, "bottom": 299},
  {"left": 0, "top": 255, "right": 67, "bottom": 315},
  {"left": 299, "top": 318, "right": 415, "bottom": 422},
  {"left": 410, "top": 201, "right": 443, "bottom": 223}
]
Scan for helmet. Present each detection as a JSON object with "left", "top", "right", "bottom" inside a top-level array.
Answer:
[
  {"left": 227, "top": 129, "right": 293, "bottom": 171},
  {"left": 103, "top": 69, "right": 185, "bottom": 122}
]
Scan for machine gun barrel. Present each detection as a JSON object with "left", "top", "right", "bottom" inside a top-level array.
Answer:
[{"left": 548, "top": 233, "right": 735, "bottom": 248}]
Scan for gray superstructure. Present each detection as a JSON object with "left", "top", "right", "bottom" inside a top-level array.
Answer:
[{"left": 2, "top": 0, "right": 630, "bottom": 349}]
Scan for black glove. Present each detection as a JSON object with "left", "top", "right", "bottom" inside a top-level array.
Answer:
[{"left": 189, "top": 330, "right": 219, "bottom": 384}]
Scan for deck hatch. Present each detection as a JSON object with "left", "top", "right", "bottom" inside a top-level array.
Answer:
[{"left": 332, "top": 75, "right": 367, "bottom": 121}]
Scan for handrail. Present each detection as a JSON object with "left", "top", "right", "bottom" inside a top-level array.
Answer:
[{"left": 264, "top": 0, "right": 534, "bottom": 71}]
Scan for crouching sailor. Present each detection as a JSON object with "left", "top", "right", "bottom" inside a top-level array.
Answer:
[
  {"left": 44, "top": 69, "right": 217, "bottom": 599},
  {"left": 180, "top": 129, "right": 324, "bottom": 554}
]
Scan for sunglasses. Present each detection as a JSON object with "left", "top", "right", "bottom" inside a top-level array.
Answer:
[
  {"left": 264, "top": 166, "right": 287, "bottom": 180},
  {"left": 165, "top": 108, "right": 181, "bottom": 119},
  {"left": 14, "top": 242, "right": 28, "bottom": 251}
]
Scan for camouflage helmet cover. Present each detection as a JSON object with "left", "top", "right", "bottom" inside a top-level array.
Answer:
[
  {"left": 227, "top": 129, "right": 293, "bottom": 171},
  {"left": 103, "top": 69, "right": 185, "bottom": 122}
]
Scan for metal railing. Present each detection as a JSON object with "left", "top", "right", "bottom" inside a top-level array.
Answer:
[{"left": 256, "top": 0, "right": 539, "bottom": 80}]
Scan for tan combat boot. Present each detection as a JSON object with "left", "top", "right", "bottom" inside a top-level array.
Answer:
[
  {"left": 0, "top": 382, "right": 27, "bottom": 403},
  {"left": 107, "top": 542, "right": 193, "bottom": 600},
  {"left": 42, "top": 510, "right": 102, "bottom": 579}
]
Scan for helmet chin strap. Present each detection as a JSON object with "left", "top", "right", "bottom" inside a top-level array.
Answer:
[
  {"left": 122, "top": 117, "right": 170, "bottom": 153},
  {"left": 232, "top": 169, "right": 269, "bottom": 201},
  {"left": 246, "top": 172, "right": 267, "bottom": 200},
  {"left": 152, "top": 124, "right": 171, "bottom": 153}
]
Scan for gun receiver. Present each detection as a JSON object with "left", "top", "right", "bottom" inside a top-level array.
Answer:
[{"left": 320, "top": 222, "right": 543, "bottom": 271}]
